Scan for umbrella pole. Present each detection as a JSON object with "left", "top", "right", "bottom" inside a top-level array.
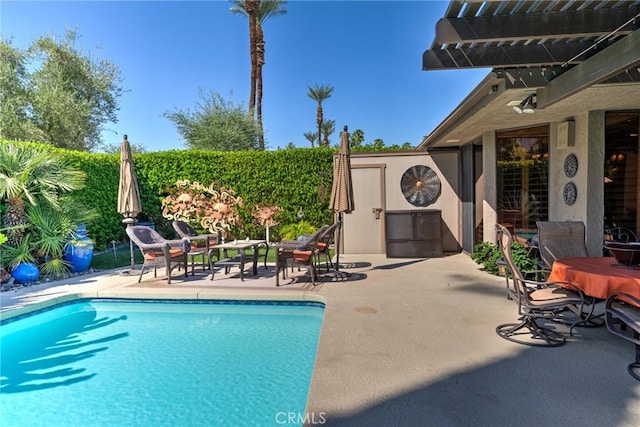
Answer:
[
  {"left": 335, "top": 213, "right": 343, "bottom": 272},
  {"left": 324, "top": 213, "right": 350, "bottom": 280},
  {"left": 121, "top": 217, "right": 138, "bottom": 275},
  {"left": 129, "top": 233, "right": 135, "bottom": 271}
]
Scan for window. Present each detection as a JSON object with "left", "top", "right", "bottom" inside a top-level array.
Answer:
[
  {"left": 496, "top": 125, "right": 549, "bottom": 236},
  {"left": 604, "top": 112, "right": 640, "bottom": 233}
]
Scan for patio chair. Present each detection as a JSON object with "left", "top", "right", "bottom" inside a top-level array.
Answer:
[
  {"left": 275, "top": 225, "right": 329, "bottom": 286},
  {"left": 605, "top": 227, "right": 638, "bottom": 243},
  {"left": 315, "top": 222, "right": 338, "bottom": 272},
  {"left": 605, "top": 293, "right": 640, "bottom": 381},
  {"left": 495, "top": 223, "right": 586, "bottom": 347},
  {"left": 172, "top": 220, "right": 220, "bottom": 275},
  {"left": 126, "top": 225, "right": 189, "bottom": 284},
  {"left": 536, "top": 221, "right": 588, "bottom": 269}
]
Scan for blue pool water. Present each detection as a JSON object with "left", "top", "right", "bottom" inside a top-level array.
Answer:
[{"left": 0, "top": 299, "right": 324, "bottom": 426}]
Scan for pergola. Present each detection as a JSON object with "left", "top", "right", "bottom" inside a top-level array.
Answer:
[{"left": 419, "top": 0, "right": 640, "bottom": 148}]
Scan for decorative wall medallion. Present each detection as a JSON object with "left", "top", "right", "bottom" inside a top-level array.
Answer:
[
  {"left": 564, "top": 153, "right": 578, "bottom": 178},
  {"left": 563, "top": 182, "right": 577, "bottom": 205},
  {"left": 400, "top": 165, "right": 441, "bottom": 207}
]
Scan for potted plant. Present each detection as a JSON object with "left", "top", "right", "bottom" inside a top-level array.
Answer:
[
  {"left": 26, "top": 197, "right": 98, "bottom": 276},
  {"left": 63, "top": 223, "right": 95, "bottom": 273},
  {"left": 0, "top": 144, "right": 94, "bottom": 279}
]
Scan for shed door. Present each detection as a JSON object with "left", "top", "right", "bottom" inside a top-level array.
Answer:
[{"left": 343, "top": 164, "right": 385, "bottom": 254}]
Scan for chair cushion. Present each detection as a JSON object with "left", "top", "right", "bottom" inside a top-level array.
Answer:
[
  {"left": 529, "top": 287, "right": 581, "bottom": 305},
  {"left": 144, "top": 249, "right": 185, "bottom": 260},
  {"left": 293, "top": 249, "right": 313, "bottom": 262},
  {"left": 316, "top": 242, "right": 327, "bottom": 251}
]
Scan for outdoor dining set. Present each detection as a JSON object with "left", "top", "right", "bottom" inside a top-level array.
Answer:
[
  {"left": 495, "top": 221, "right": 640, "bottom": 382},
  {"left": 124, "top": 220, "right": 341, "bottom": 286}
]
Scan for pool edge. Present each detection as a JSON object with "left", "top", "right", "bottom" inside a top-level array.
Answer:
[{"left": 0, "top": 290, "right": 327, "bottom": 321}]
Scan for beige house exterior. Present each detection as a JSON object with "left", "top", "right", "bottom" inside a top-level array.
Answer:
[
  {"left": 417, "top": 1, "right": 640, "bottom": 255},
  {"left": 344, "top": 151, "right": 460, "bottom": 255},
  {"left": 344, "top": 0, "right": 640, "bottom": 257}
]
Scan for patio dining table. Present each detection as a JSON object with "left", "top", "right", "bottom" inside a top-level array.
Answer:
[
  {"left": 547, "top": 256, "right": 640, "bottom": 306},
  {"left": 208, "top": 239, "right": 268, "bottom": 281}
]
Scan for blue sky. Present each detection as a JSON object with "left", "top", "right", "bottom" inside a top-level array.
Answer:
[{"left": 1, "top": 0, "right": 489, "bottom": 151}]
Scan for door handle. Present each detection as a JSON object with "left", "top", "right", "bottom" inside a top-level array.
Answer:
[{"left": 372, "top": 208, "right": 383, "bottom": 219}]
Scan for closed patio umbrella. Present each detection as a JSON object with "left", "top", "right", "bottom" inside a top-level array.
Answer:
[
  {"left": 117, "top": 134, "right": 142, "bottom": 271},
  {"left": 329, "top": 126, "right": 354, "bottom": 275}
]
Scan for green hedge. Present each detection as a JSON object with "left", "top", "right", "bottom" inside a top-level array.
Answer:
[{"left": 2, "top": 141, "right": 335, "bottom": 249}]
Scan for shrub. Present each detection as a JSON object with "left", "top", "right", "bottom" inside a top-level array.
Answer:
[
  {"left": 471, "top": 241, "right": 536, "bottom": 275},
  {"left": 279, "top": 221, "right": 317, "bottom": 240},
  {"left": 1, "top": 141, "right": 335, "bottom": 249}
]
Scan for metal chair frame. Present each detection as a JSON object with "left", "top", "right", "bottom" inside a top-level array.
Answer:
[
  {"left": 495, "top": 224, "right": 586, "bottom": 347},
  {"left": 605, "top": 293, "right": 640, "bottom": 381}
]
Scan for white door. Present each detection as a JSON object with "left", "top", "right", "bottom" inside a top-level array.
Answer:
[{"left": 343, "top": 165, "right": 385, "bottom": 254}]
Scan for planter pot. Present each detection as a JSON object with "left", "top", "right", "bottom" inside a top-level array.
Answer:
[
  {"left": 11, "top": 262, "right": 40, "bottom": 284},
  {"left": 63, "top": 224, "right": 94, "bottom": 273}
]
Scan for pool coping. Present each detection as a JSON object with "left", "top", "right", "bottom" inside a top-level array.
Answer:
[{"left": 0, "top": 288, "right": 327, "bottom": 322}]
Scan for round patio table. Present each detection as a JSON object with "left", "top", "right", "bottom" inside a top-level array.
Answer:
[{"left": 547, "top": 256, "right": 640, "bottom": 304}]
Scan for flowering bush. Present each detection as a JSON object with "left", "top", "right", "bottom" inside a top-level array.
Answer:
[{"left": 162, "top": 180, "right": 244, "bottom": 238}]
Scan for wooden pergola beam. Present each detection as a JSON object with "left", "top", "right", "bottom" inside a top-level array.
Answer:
[
  {"left": 435, "top": 7, "right": 638, "bottom": 44},
  {"left": 536, "top": 29, "right": 640, "bottom": 108}
]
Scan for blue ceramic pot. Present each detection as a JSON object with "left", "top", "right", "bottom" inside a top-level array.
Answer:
[
  {"left": 63, "top": 224, "right": 94, "bottom": 273},
  {"left": 11, "top": 262, "right": 40, "bottom": 284}
]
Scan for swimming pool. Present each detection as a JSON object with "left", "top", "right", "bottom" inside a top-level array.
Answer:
[{"left": 0, "top": 299, "right": 324, "bottom": 426}]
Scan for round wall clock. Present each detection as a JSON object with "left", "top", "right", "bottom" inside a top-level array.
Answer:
[
  {"left": 564, "top": 153, "right": 578, "bottom": 178},
  {"left": 563, "top": 182, "right": 577, "bottom": 205},
  {"left": 400, "top": 165, "right": 441, "bottom": 207}
]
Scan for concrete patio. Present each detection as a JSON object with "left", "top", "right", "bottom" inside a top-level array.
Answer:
[{"left": 1, "top": 253, "right": 639, "bottom": 426}]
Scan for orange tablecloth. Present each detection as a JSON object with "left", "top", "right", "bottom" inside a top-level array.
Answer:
[{"left": 547, "top": 257, "right": 640, "bottom": 301}]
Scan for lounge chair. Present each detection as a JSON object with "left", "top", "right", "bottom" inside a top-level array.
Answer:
[{"left": 126, "top": 225, "right": 189, "bottom": 284}]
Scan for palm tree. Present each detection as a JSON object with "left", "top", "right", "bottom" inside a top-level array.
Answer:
[
  {"left": 320, "top": 119, "right": 336, "bottom": 147},
  {"left": 230, "top": 1, "right": 258, "bottom": 116},
  {"left": 231, "top": 0, "right": 287, "bottom": 150},
  {"left": 0, "top": 144, "right": 86, "bottom": 245},
  {"left": 307, "top": 84, "right": 334, "bottom": 147},
  {"left": 351, "top": 129, "right": 365, "bottom": 148},
  {"left": 303, "top": 131, "right": 317, "bottom": 148}
]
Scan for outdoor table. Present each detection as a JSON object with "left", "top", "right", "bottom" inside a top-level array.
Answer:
[
  {"left": 547, "top": 257, "right": 640, "bottom": 306},
  {"left": 208, "top": 239, "right": 268, "bottom": 281}
]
